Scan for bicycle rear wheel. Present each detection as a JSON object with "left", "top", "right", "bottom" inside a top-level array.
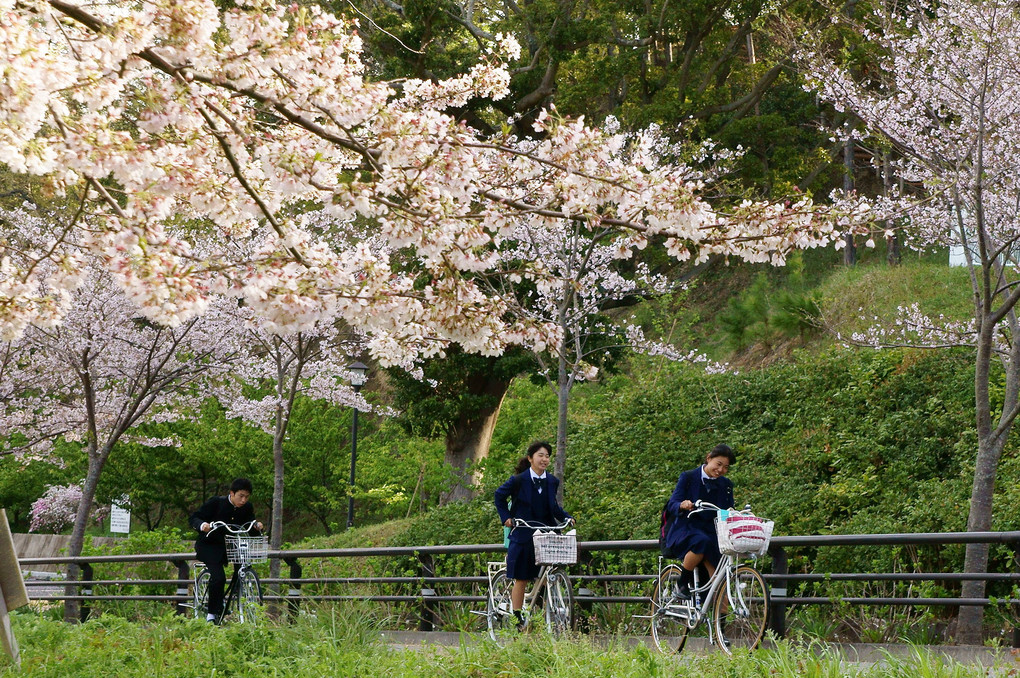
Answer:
[
  {"left": 714, "top": 565, "right": 769, "bottom": 654},
  {"left": 193, "top": 569, "right": 210, "bottom": 620},
  {"left": 651, "top": 564, "right": 703, "bottom": 654},
  {"left": 486, "top": 569, "right": 516, "bottom": 641},
  {"left": 236, "top": 568, "right": 263, "bottom": 624},
  {"left": 543, "top": 570, "right": 573, "bottom": 635}
]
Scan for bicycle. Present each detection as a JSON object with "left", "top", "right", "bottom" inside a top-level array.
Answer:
[
  {"left": 190, "top": 520, "right": 267, "bottom": 625},
  {"left": 649, "top": 501, "right": 772, "bottom": 656},
  {"left": 482, "top": 519, "right": 576, "bottom": 640}
]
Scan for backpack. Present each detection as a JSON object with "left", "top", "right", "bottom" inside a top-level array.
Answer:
[{"left": 658, "top": 500, "right": 677, "bottom": 557}]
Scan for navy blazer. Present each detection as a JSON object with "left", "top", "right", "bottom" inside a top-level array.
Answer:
[
  {"left": 662, "top": 466, "right": 734, "bottom": 555},
  {"left": 494, "top": 471, "right": 572, "bottom": 543}
]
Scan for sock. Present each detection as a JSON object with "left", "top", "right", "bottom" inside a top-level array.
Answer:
[
  {"left": 513, "top": 610, "right": 524, "bottom": 623},
  {"left": 678, "top": 566, "right": 694, "bottom": 589},
  {"left": 206, "top": 613, "right": 216, "bottom": 621}
]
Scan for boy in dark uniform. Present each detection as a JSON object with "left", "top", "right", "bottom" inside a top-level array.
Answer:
[{"left": 189, "top": 478, "right": 263, "bottom": 622}]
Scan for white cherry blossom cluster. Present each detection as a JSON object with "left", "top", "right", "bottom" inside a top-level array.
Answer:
[
  {"left": 0, "top": 0, "right": 868, "bottom": 366},
  {"left": 846, "top": 303, "right": 983, "bottom": 352}
]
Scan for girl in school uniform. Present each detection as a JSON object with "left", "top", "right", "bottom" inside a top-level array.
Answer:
[
  {"left": 661, "top": 443, "right": 736, "bottom": 596},
  {"left": 494, "top": 440, "right": 574, "bottom": 627}
]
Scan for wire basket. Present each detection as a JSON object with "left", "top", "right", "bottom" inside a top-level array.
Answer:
[
  {"left": 716, "top": 514, "right": 773, "bottom": 557},
  {"left": 533, "top": 531, "right": 577, "bottom": 565},
  {"left": 225, "top": 534, "right": 268, "bottom": 565}
]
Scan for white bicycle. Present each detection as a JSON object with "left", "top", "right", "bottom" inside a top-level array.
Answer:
[
  {"left": 649, "top": 501, "right": 773, "bottom": 655},
  {"left": 481, "top": 519, "right": 576, "bottom": 640}
]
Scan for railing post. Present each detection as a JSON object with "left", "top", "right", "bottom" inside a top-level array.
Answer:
[
  {"left": 1012, "top": 542, "right": 1020, "bottom": 649},
  {"left": 79, "top": 562, "right": 94, "bottom": 623},
  {"left": 284, "top": 557, "right": 303, "bottom": 618},
  {"left": 417, "top": 552, "right": 436, "bottom": 632},
  {"left": 575, "top": 548, "right": 595, "bottom": 633},
  {"left": 171, "top": 559, "right": 191, "bottom": 616},
  {"left": 767, "top": 545, "right": 788, "bottom": 639}
]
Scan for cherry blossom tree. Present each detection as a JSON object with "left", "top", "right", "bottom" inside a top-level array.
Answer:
[
  {"left": 0, "top": 0, "right": 861, "bottom": 365},
  {"left": 0, "top": 205, "right": 241, "bottom": 621},
  {"left": 493, "top": 128, "right": 731, "bottom": 493},
  {"left": 801, "top": 0, "right": 1020, "bottom": 642},
  {"left": 218, "top": 305, "right": 367, "bottom": 585}
]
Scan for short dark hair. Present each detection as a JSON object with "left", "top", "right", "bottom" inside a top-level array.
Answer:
[
  {"left": 707, "top": 444, "right": 736, "bottom": 465},
  {"left": 527, "top": 440, "right": 553, "bottom": 457},
  {"left": 230, "top": 477, "right": 253, "bottom": 494}
]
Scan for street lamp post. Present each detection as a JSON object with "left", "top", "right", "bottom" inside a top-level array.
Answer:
[{"left": 346, "top": 361, "right": 369, "bottom": 529}]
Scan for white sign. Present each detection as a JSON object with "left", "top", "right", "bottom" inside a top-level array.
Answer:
[{"left": 109, "top": 499, "right": 131, "bottom": 534}]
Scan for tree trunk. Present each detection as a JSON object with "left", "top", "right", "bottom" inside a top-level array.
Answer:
[
  {"left": 843, "top": 133, "right": 857, "bottom": 266},
  {"left": 554, "top": 351, "right": 570, "bottom": 504},
  {"left": 956, "top": 431, "right": 1006, "bottom": 643},
  {"left": 63, "top": 444, "right": 107, "bottom": 623},
  {"left": 883, "top": 152, "right": 900, "bottom": 266},
  {"left": 270, "top": 426, "right": 285, "bottom": 604},
  {"left": 442, "top": 388, "right": 508, "bottom": 503}
]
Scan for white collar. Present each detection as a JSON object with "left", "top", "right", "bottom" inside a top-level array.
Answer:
[
  {"left": 700, "top": 466, "right": 712, "bottom": 482},
  {"left": 530, "top": 469, "right": 547, "bottom": 480}
]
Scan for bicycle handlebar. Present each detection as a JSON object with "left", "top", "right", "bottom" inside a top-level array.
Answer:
[
  {"left": 686, "top": 500, "right": 754, "bottom": 517},
  {"left": 511, "top": 518, "right": 574, "bottom": 531},
  {"left": 204, "top": 520, "right": 261, "bottom": 537}
]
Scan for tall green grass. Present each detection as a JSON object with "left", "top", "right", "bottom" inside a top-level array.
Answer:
[{"left": 0, "top": 611, "right": 1000, "bottom": 677}]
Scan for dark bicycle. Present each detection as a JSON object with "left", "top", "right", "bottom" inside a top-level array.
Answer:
[{"left": 188, "top": 520, "right": 267, "bottom": 625}]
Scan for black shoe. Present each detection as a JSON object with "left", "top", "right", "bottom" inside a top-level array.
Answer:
[{"left": 675, "top": 585, "right": 692, "bottom": 600}]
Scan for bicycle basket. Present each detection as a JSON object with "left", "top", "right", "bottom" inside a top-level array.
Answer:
[
  {"left": 533, "top": 531, "right": 577, "bottom": 565},
  {"left": 225, "top": 534, "right": 269, "bottom": 565},
  {"left": 716, "top": 514, "right": 773, "bottom": 557}
]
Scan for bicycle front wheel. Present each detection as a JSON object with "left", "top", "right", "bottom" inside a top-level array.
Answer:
[
  {"left": 193, "top": 569, "right": 210, "bottom": 620},
  {"left": 543, "top": 570, "right": 573, "bottom": 635},
  {"left": 486, "top": 569, "right": 516, "bottom": 641},
  {"left": 651, "top": 564, "right": 701, "bottom": 655},
  {"left": 714, "top": 565, "right": 769, "bottom": 654},
  {"left": 236, "top": 568, "right": 263, "bottom": 624}
]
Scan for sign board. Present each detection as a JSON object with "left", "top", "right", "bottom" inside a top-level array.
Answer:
[
  {"left": 109, "top": 498, "right": 131, "bottom": 534},
  {"left": 0, "top": 509, "right": 27, "bottom": 665}
]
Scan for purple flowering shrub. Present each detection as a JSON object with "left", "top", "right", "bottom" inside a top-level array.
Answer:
[{"left": 29, "top": 484, "right": 109, "bottom": 533}]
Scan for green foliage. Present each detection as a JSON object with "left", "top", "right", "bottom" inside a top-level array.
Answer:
[
  {"left": 719, "top": 253, "right": 823, "bottom": 351},
  {"left": 79, "top": 527, "right": 191, "bottom": 620}
]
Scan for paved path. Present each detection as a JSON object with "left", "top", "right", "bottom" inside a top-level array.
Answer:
[{"left": 378, "top": 630, "right": 1015, "bottom": 668}]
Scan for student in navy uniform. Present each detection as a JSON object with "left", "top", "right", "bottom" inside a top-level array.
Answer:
[
  {"left": 189, "top": 478, "right": 264, "bottom": 622},
  {"left": 661, "top": 443, "right": 736, "bottom": 597},
  {"left": 494, "top": 441, "right": 574, "bottom": 627}
]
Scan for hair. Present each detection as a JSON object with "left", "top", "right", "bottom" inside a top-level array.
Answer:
[
  {"left": 706, "top": 443, "right": 736, "bottom": 465},
  {"left": 229, "top": 477, "right": 254, "bottom": 494},
  {"left": 515, "top": 440, "right": 553, "bottom": 474}
]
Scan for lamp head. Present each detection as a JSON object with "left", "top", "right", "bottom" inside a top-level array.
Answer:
[{"left": 348, "top": 361, "right": 369, "bottom": 388}]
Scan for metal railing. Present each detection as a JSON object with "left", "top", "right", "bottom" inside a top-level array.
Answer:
[{"left": 19, "top": 530, "right": 1020, "bottom": 644}]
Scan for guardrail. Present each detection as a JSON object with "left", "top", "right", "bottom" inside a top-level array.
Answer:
[{"left": 19, "top": 530, "right": 1020, "bottom": 644}]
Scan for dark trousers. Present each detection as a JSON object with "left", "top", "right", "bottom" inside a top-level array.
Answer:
[{"left": 204, "top": 559, "right": 228, "bottom": 615}]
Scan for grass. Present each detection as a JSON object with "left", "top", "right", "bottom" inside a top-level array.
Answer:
[
  {"left": 814, "top": 258, "right": 974, "bottom": 342},
  {"left": 0, "top": 609, "right": 1003, "bottom": 677}
]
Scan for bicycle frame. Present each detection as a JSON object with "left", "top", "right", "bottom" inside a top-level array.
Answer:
[
  {"left": 654, "top": 553, "right": 735, "bottom": 644},
  {"left": 486, "top": 560, "right": 562, "bottom": 616}
]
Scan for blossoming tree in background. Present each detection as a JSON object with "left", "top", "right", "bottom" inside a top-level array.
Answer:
[
  {"left": 218, "top": 300, "right": 368, "bottom": 586},
  {"left": 494, "top": 127, "right": 735, "bottom": 490},
  {"left": 0, "top": 205, "right": 242, "bottom": 621},
  {"left": 801, "top": 0, "right": 1020, "bottom": 642}
]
